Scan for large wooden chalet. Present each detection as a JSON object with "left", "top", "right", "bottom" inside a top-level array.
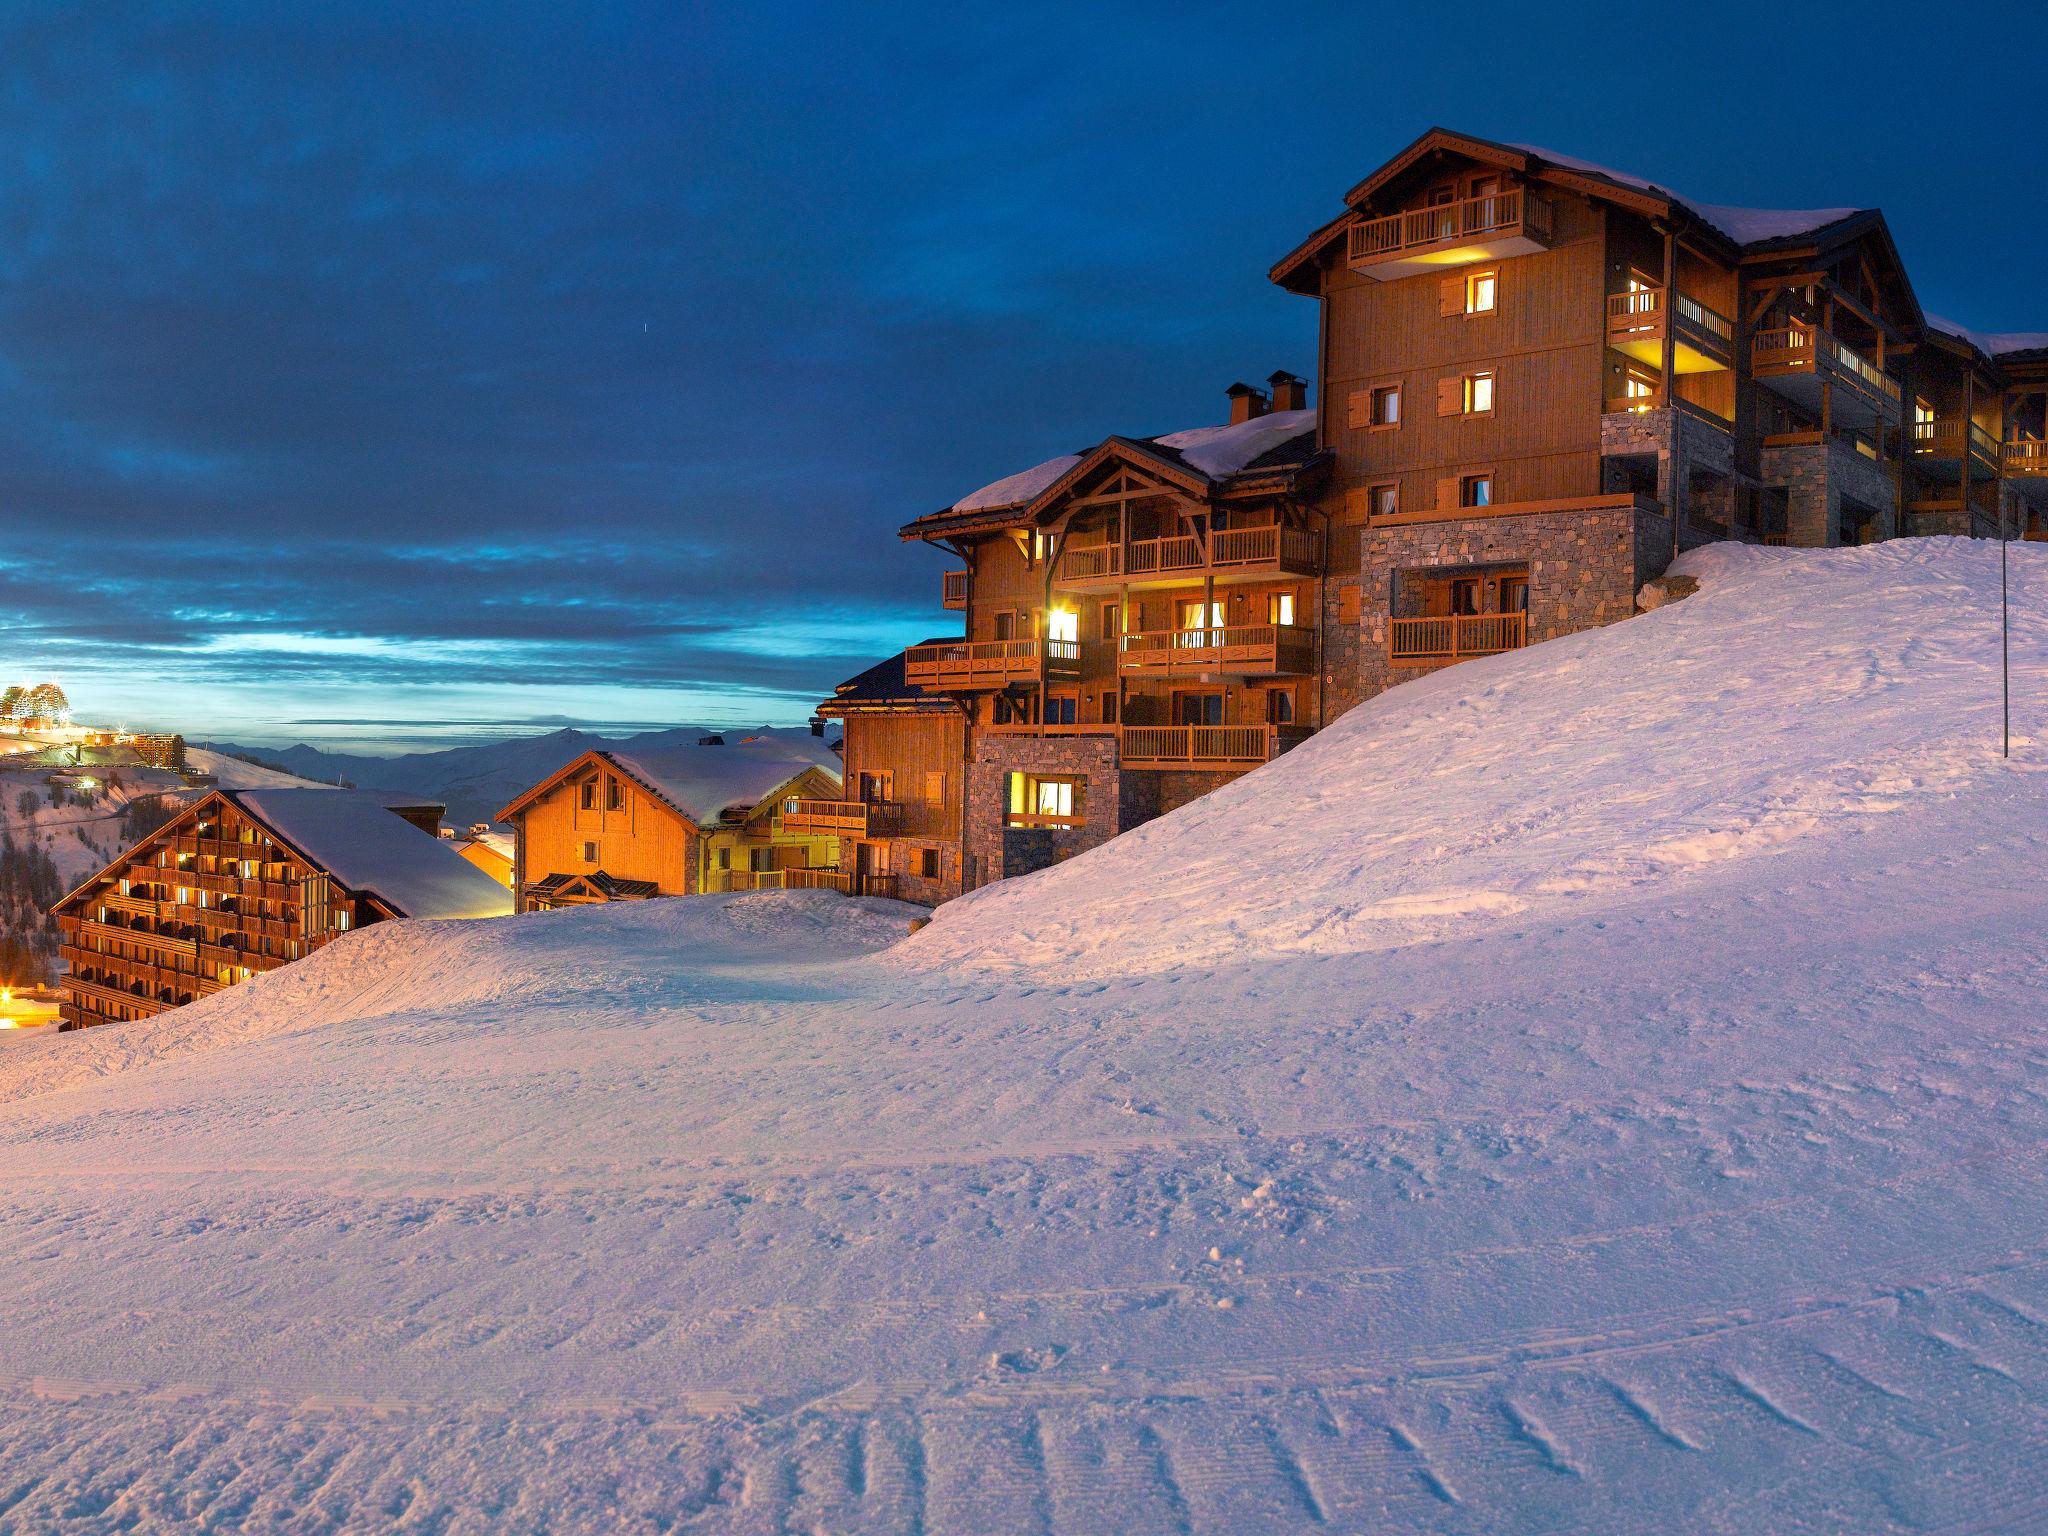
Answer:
[
  {"left": 806, "top": 128, "right": 2048, "bottom": 905},
  {"left": 497, "top": 744, "right": 843, "bottom": 910},
  {"left": 55, "top": 789, "right": 513, "bottom": 1030}
]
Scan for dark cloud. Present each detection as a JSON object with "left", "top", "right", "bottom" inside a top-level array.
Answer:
[{"left": 0, "top": 1, "right": 2031, "bottom": 737}]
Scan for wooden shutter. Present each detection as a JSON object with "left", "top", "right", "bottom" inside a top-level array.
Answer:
[
  {"left": 1347, "top": 389, "right": 1373, "bottom": 429},
  {"left": 1439, "top": 273, "right": 1465, "bottom": 317},
  {"left": 1344, "top": 485, "right": 1370, "bottom": 519},
  {"left": 1437, "top": 376, "right": 1462, "bottom": 416},
  {"left": 1436, "top": 476, "right": 1459, "bottom": 510},
  {"left": 1337, "top": 585, "right": 1361, "bottom": 624}
]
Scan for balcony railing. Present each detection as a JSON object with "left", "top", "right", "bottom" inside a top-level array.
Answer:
[
  {"left": 1911, "top": 418, "right": 2002, "bottom": 465},
  {"left": 782, "top": 798, "right": 898, "bottom": 837},
  {"left": 904, "top": 637, "right": 1078, "bottom": 689},
  {"left": 1118, "top": 724, "right": 1312, "bottom": 769},
  {"left": 1346, "top": 188, "right": 1553, "bottom": 272},
  {"left": 941, "top": 570, "right": 968, "bottom": 609},
  {"left": 1751, "top": 323, "right": 1900, "bottom": 418},
  {"left": 1389, "top": 612, "right": 1528, "bottom": 663},
  {"left": 1056, "top": 526, "right": 1321, "bottom": 586},
  {"left": 784, "top": 867, "right": 854, "bottom": 894},
  {"left": 1118, "top": 624, "right": 1315, "bottom": 675},
  {"left": 1605, "top": 286, "right": 1733, "bottom": 365},
  {"left": 2004, "top": 439, "right": 2048, "bottom": 476}
]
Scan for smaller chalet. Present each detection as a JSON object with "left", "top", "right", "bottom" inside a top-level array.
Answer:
[
  {"left": 496, "top": 744, "right": 844, "bottom": 911},
  {"left": 55, "top": 788, "right": 513, "bottom": 1030}
]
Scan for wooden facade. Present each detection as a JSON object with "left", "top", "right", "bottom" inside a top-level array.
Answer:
[
  {"left": 53, "top": 790, "right": 507, "bottom": 1031},
  {"left": 822, "top": 127, "right": 2046, "bottom": 906},
  {"left": 498, "top": 749, "right": 842, "bottom": 911}
]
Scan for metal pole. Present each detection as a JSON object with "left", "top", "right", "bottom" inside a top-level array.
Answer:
[{"left": 2003, "top": 504, "right": 2011, "bottom": 759}]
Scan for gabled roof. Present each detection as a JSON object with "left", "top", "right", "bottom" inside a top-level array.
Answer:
[
  {"left": 901, "top": 408, "right": 1323, "bottom": 541},
  {"left": 1926, "top": 314, "right": 2048, "bottom": 366},
  {"left": 529, "top": 870, "right": 659, "bottom": 900},
  {"left": 229, "top": 789, "right": 513, "bottom": 919},
  {"left": 497, "top": 744, "right": 841, "bottom": 830},
  {"left": 817, "top": 644, "right": 960, "bottom": 718},
  {"left": 53, "top": 788, "right": 513, "bottom": 921},
  {"left": 1271, "top": 127, "right": 1889, "bottom": 295}
]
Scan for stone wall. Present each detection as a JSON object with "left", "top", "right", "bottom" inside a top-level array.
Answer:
[
  {"left": 1761, "top": 440, "right": 1898, "bottom": 546},
  {"left": 1357, "top": 498, "right": 1670, "bottom": 701},
  {"left": 963, "top": 736, "right": 1137, "bottom": 889},
  {"left": 1599, "top": 408, "right": 1737, "bottom": 549}
]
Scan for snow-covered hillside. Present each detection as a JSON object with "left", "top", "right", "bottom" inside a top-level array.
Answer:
[
  {"left": 905, "top": 538, "right": 2044, "bottom": 979},
  {"left": 1, "top": 541, "right": 2046, "bottom": 1532}
]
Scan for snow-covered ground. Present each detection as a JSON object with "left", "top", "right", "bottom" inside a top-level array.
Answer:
[{"left": 1, "top": 539, "right": 2046, "bottom": 1532}]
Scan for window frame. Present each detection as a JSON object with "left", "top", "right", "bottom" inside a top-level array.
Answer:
[
  {"left": 1367, "top": 481, "right": 1399, "bottom": 521},
  {"left": 1459, "top": 472, "right": 1495, "bottom": 509},
  {"left": 1465, "top": 268, "right": 1498, "bottom": 315},
  {"left": 1463, "top": 370, "right": 1496, "bottom": 417},
  {"left": 1368, "top": 381, "right": 1402, "bottom": 430}
]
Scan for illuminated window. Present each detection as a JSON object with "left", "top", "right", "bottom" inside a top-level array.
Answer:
[
  {"left": 1623, "top": 368, "right": 1659, "bottom": 410},
  {"left": 1466, "top": 269, "right": 1497, "bottom": 314},
  {"left": 1268, "top": 592, "right": 1296, "bottom": 626},
  {"left": 1045, "top": 606, "right": 1079, "bottom": 643},
  {"left": 1464, "top": 371, "right": 1495, "bottom": 414},
  {"left": 1460, "top": 474, "right": 1493, "bottom": 508},
  {"left": 1005, "top": 773, "right": 1084, "bottom": 827},
  {"left": 1370, "top": 384, "right": 1401, "bottom": 427}
]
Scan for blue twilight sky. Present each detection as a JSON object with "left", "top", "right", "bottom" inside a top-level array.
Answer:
[{"left": 0, "top": 0, "right": 2035, "bottom": 748}]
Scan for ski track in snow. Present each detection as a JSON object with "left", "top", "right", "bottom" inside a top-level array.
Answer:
[{"left": 2, "top": 541, "right": 2048, "bottom": 1531}]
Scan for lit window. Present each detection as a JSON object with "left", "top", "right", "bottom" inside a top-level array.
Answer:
[
  {"left": 1464, "top": 372, "right": 1495, "bottom": 414},
  {"left": 1005, "top": 773, "right": 1084, "bottom": 827},
  {"left": 1467, "top": 269, "right": 1497, "bottom": 314},
  {"left": 1370, "top": 384, "right": 1401, "bottom": 426},
  {"left": 1045, "top": 606, "right": 1078, "bottom": 643},
  {"left": 1460, "top": 475, "right": 1493, "bottom": 508},
  {"left": 1269, "top": 592, "right": 1295, "bottom": 626}
]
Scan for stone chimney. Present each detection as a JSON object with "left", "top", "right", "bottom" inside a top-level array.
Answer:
[
  {"left": 1267, "top": 370, "right": 1308, "bottom": 413},
  {"left": 1226, "top": 381, "right": 1270, "bottom": 425}
]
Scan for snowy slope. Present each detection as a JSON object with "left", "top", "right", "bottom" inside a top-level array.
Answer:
[
  {"left": 905, "top": 539, "right": 2042, "bottom": 979},
  {"left": 1, "top": 542, "right": 2048, "bottom": 1531}
]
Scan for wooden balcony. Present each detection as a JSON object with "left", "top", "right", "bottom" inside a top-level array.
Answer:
[
  {"left": 1911, "top": 417, "right": 2001, "bottom": 478},
  {"left": 1751, "top": 323, "right": 1901, "bottom": 428},
  {"left": 782, "top": 798, "right": 899, "bottom": 837},
  {"left": 942, "top": 570, "right": 968, "bottom": 609},
  {"left": 904, "top": 638, "right": 1079, "bottom": 691},
  {"left": 1389, "top": 613, "right": 1528, "bottom": 665},
  {"left": 1605, "top": 287, "right": 1733, "bottom": 371},
  {"left": 1346, "top": 188, "right": 1554, "bottom": 280},
  {"left": 2005, "top": 439, "right": 2048, "bottom": 481},
  {"left": 68, "top": 917, "right": 199, "bottom": 960},
  {"left": 1118, "top": 724, "right": 1312, "bottom": 770},
  {"left": 1117, "top": 624, "right": 1314, "bottom": 677},
  {"left": 1057, "top": 525, "right": 1322, "bottom": 590}
]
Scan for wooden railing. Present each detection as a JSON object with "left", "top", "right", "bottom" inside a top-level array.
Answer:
[
  {"left": 784, "top": 867, "right": 854, "bottom": 894},
  {"left": 1604, "top": 286, "right": 1733, "bottom": 358},
  {"left": 1347, "top": 188, "right": 1551, "bottom": 265},
  {"left": 1119, "top": 624, "right": 1314, "bottom": 674},
  {"left": 1389, "top": 613, "right": 1527, "bottom": 662},
  {"left": 1058, "top": 527, "right": 1321, "bottom": 583},
  {"left": 1118, "top": 724, "right": 1312, "bottom": 767},
  {"left": 1210, "top": 525, "right": 1322, "bottom": 570},
  {"left": 1752, "top": 323, "right": 1900, "bottom": 410},
  {"left": 1911, "top": 418, "right": 2002, "bottom": 463},
  {"left": 1061, "top": 540, "right": 1122, "bottom": 579},
  {"left": 782, "top": 798, "right": 895, "bottom": 836},
  {"left": 1761, "top": 533, "right": 1790, "bottom": 547},
  {"left": 2003, "top": 439, "right": 2048, "bottom": 475},
  {"left": 1124, "top": 535, "right": 1203, "bottom": 576},
  {"left": 941, "top": 570, "right": 968, "bottom": 609},
  {"left": 904, "top": 637, "right": 1077, "bottom": 688}
]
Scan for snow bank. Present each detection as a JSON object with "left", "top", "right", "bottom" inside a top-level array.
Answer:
[{"left": 902, "top": 539, "right": 2046, "bottom": 979}]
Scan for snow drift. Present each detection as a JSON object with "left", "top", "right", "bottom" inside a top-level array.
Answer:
[
  {"left": 904, "top": 538, "right": 2045, "bottom": 979},
  {"left": 3, "top": 541, "right": 2048, "bottom": 1533}
]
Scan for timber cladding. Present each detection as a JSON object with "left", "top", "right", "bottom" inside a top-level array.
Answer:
[{"left": 507, "top": 757, "right": 695, "bottom": 902}]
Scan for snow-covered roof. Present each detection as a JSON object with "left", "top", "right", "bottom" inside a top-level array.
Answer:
[
  {"left": 231, "top": 789, "right": 514, "bottom": 920},
  {"left": 948, "top": 409, "right": 1316, "bottom": 514},
  {"left": 1511, "top": 144, "right": 1863, "bottom": 249},
  {"left": 1926, "top": 314, "right": 2048, "bottom": 361},
  {"left": 605, "top": 744, "right": 841, "bottom": 828}
]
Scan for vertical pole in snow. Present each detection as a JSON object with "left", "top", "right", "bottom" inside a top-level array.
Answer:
[{"left": 2003, "top": 507, "right": 2011, "bottom": 759}]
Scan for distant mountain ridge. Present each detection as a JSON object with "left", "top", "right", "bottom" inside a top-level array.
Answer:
[{"left": 206, "top": 725, "right": 841, "bottom": 830}]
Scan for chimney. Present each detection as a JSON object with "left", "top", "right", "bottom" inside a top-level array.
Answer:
[
  {"left": 1268, "top": 370, "right": 1307, "bottom": 413},
  {"left": 1226, "top": 381, "right": 1269, "bottom": 425}
]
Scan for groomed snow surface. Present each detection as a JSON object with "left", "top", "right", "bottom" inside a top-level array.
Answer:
[{"left": 3, "top": 539, "right": 2048, "bottom": 1532}]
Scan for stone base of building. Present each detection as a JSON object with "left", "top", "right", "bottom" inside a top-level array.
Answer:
[
  {"left": 1760, "top": 439, "right": 1897, "bottom": 546},
  {"left": 963, "top": 735, "right": 1176, "bottom": 890},
  {"left": 1357, "top": 496, "right": 1672, "bottom": 701}
]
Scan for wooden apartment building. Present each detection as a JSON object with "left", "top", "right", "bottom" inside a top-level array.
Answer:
[
  {"left": 55, "top": 789, "right": 513, "bottom": 1030},
  {"left": 811, "top": 127, "right": 2048, "bottom": 903},
  {"left": 498, "top": 745, "right": 843, "bottom": 910}
]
